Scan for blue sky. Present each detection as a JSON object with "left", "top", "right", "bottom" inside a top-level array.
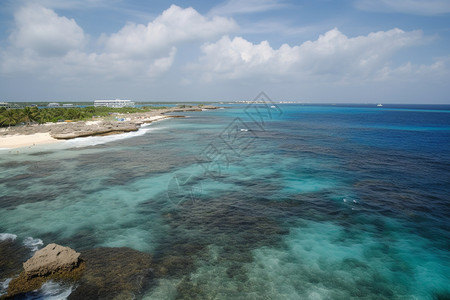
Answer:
[{"left": 0, "top": 0, "right": 449, "bottom": 103}]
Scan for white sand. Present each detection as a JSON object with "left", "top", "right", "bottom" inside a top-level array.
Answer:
[{"left": 0, "top": 132, "right": 60, "bottom": 149}]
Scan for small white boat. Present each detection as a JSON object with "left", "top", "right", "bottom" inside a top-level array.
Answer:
[
  {"left": 270, "top": 105, "right": 276, "bottom": 108},
  {"left": 240, "top": 128, "right": 248, "bottom": 132},
  {"left": 377, "top": 104, "right": 383, "bottom": 107}
]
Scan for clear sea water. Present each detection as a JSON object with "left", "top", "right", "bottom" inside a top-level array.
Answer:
[{"left": 0, "top": 104, "right": 449, "bottom": 299}]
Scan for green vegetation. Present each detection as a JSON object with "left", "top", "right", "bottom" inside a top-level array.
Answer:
[{"left": 0, "top": 106, "right": 167, "bottom": 128}]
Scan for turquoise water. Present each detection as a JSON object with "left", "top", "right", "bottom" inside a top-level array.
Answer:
[{"left": 1, "top": 104, "right": 449, "bottom": 299}]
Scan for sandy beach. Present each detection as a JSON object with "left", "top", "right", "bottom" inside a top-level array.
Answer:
[{"left": 0, "top": 132, "right": 59, "bottom": 149}]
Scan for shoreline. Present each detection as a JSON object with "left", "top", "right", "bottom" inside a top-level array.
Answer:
[
  {"left": 0, "top": 106, "right": 219, "bottom": 149},
  {"left": 0, "top": 132, "right": 60, "bottom": 149}
]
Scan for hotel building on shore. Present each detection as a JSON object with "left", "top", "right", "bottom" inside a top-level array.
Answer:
[{"left": 94, "top": 99, "right": 135, "bottom": 108}]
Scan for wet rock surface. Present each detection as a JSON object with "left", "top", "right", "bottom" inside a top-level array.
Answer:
[
  {"left": 68, "top": 247, "right": 153, "bottom": 300},
  {"left": 0, "top": 238, "right": 29, "bottom": 283}
]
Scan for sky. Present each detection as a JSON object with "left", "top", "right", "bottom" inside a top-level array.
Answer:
[{"left": 0, "top": 0, "right": 449, "bottom": 103}]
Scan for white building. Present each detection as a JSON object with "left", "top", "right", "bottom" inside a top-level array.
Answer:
[
  {"left": 47, "top": 102, "right": 60, "bottom": 107},
  {"left": 0, "top": 102, "right": 10, "bottom": 108},
  {"left": 94, "top": 99, "right": 135, "bottom": 108}
]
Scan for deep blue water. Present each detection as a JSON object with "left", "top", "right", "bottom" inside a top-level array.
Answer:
[{"left": 0, "top": 104, "right": 449, "bottom": 299}]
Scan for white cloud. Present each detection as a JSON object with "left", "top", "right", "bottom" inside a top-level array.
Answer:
[
  {"left": 193, "top": 28, "right": 426, "bottom": 82},
  {"left": 355, "top": 0, "right": 450, "bottom": 15},
  {"left": 1, "top": 3, "right": 448, "bottom": 102},
  {"left": 1, "top": 4, "right": 237, "bottom": 80},
  {"left": 9, "top": 4, "right": 86, "bottom": 57},
  {"left": 105, "top": 4, "right": 237, "bottom": 59},
  {"left": 377, "top": 56, "right": 450, "bottom": 82},
  {"left": 209, "top": 0, "right": 287, "bottom": 16}
]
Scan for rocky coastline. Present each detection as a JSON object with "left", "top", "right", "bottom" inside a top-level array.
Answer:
[{"left": 0, "top": 105, "right": 219, "bottom": 141}]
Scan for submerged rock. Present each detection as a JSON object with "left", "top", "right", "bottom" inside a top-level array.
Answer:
[
  {"left": 0, "top": 237, "right": 29, "bottom": 286},
  {"left": 68, "top": 247, "right": 153, "bottom": 300}
]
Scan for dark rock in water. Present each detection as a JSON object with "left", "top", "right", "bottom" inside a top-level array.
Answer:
[
  {"left": 5, "top": 244, "right": 84, "bottom": 298},
  {"left": 0, "top": 237, "right": 29, "bottom": 281},
  {"left": 28, "top": 150, "right": 54, "bottom": 156},
  {"left": 151, "top": 240, "right": 206, "bottom": 278},
  {"left": 0, "top": 193, "right": 58, "bottom": 210},
  {"left": 433, "top": 291, "right": 450, "bottom": 300},
  {"left": 176, "top": 277, "right": 208, "bottom": 300},
  {"left": 68, "top": 247, "right": 153, "bottom": 300},
  {"left": 166, "top": 196, "right": 288, "bottom": 256},
  {"left": 156, "top": 255, "right": 194, "bottom": 277}
]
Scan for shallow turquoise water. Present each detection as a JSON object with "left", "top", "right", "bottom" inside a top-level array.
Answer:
[{"left": 1, "top": 104, "right": 449, "bottom": 299}]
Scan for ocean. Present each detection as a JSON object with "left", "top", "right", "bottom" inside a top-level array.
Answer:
[{"left": 0, "top": 103, "right": 449, "bottom": 299}]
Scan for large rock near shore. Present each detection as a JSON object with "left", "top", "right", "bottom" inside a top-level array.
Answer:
[
  {"left": 5, "top": 244, "right": 84, "bottom": 298},
  {"left": 23, "top": 243, "right": 81, "bottom": 277}
]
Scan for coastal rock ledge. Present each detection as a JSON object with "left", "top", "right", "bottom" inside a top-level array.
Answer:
[{"left": 4, "top": 243, "right": 84, "bottom": 298}]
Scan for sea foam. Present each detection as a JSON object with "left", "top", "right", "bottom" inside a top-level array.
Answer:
[
  {"left": 0, "top": 233, "right": 17, "bottom": 241},
  {"left": 0, "top": 278, "right": 12, "bottom": 297},
  {"left": 37, "top": 281, "right": 73, "bottom": 300},
  {"left": 23, "top": 236, "right": 43, "bottom": 252}
]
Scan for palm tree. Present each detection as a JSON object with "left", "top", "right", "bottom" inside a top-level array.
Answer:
[
  {"left": 21, "top": 107, "right": 38, "bottom": 125},
  {"left": 66, "top": 108, "right": 83, "bottom": 120},
  {"left": 0, "top": 109, "right": 18, "bottom": 127},
  {"left": 36, "top": 109, "right": 48, "bottom": 124}
]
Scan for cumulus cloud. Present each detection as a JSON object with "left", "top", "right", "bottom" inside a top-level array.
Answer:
[
  {"left": 9, "top": 4, "right": 86, "bottom": 57},
  {"left": 193, "top": 28, "right": 426, "bottom": 82},
  {"left": 1, "top": 4, "right": 237, "bottom": 80},
  {"left": 355, "top": 0, "right": 450, "bottom": 16},
  {"left": 105, "top": 4, "right": 237, "bottom": 58}
]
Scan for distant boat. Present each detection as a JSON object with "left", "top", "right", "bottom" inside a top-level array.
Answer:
[
  {"left": 377, "top": 104, "right": 383, "bottom": 107},
  {"left": 270, "top": 105, "right": 276, "bottom": 108},
  {"left": 240, "top": 128, "right": 248, "bottom": 132}
]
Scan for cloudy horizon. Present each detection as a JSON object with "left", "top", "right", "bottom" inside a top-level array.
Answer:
[{"left": 0, "top": 0, "right": 449, "bottom": 103}]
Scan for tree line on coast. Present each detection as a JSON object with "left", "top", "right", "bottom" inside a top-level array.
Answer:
[{"left": 0, "top": 106, "right": 167, "bottom": 128}]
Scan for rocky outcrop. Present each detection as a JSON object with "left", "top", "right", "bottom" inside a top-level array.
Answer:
[
  {"left": 5, "top": 244, "right": 84, "bottom": 298},
  {"left": 22, "top": 243, "right": 81, "bottom": 277},
  {"left": 50, "top": 122, "right": 140, "bottom": 139}
]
